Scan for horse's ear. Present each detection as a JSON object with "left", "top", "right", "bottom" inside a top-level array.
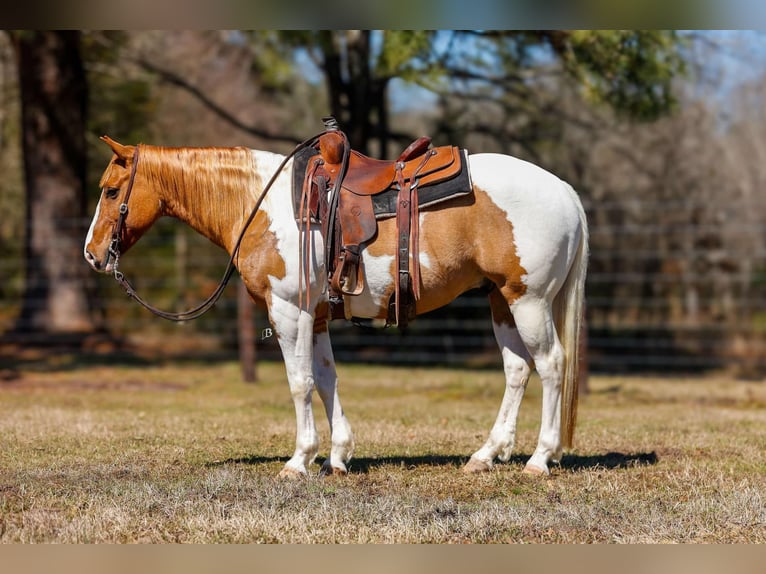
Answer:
[{"left": 100, "top": 135, "right": 134, "bottom": 160}]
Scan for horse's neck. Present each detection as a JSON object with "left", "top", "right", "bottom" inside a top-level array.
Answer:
[{"left": 150, "top": 146, "right": 266, "bottom": 254}]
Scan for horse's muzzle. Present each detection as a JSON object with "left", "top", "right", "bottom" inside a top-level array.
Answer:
[{"left": 84, "top": 249, "right": 112, "bottom": 273}]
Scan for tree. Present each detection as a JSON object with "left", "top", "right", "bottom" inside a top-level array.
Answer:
[
  {"left": 279, "top": 31, "right": 439, "bottom": 154},
  {"left": 279, "top": 31, "right": 684, "bottom": 156},
  {"left": 113, "top": 31, "right": 684, "bottom": 158},
  {"left": 10, "top": 31, "right": 98, "bottom": 334}
]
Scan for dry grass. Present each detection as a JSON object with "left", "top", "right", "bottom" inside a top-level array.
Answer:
[{"left": 1, "top": 358, "right": 764, "bottom": 543}]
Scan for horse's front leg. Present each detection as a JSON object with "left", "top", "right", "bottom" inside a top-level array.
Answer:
[
  {"left": 270, "top": 295, "right": 320, "bottom": 477},
  {"left": 313, "top": 327, "right": 354, "bottom": 475}
]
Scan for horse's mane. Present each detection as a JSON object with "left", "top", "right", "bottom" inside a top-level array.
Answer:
[{"left": 139, "top": 145, "right": 260, "bottom": 245}]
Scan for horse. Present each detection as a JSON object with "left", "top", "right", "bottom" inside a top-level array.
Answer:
[{"left": 84, "top": 135, "right": 588, "bottom": 478}]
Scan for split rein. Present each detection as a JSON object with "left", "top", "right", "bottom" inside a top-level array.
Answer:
[{"left": 105, "top": 125, "right": 344, "bottom": 322}]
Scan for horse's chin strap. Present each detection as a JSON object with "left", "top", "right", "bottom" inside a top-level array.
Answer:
[{"left": 109, "top": 128, "right": 332, "bottom": 322}]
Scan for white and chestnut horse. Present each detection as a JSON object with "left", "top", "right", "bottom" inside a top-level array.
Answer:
[{"left": 84, "top": 136, "right": 588, "bottom": 477}]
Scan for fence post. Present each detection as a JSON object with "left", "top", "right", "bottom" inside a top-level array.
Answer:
[{"left": 237, "top": 277, "right": 257, "bottom": 382}]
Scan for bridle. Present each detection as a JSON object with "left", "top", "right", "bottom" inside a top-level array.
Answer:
[
  {"left": 104, "top": 121, "right": 340, "bottom": 322},
  {"left": 104, "top": 144, "right": 141, "bottom": 275}
]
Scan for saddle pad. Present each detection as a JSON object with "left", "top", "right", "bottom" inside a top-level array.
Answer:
[
  {"left": 291, "top": 146, "right": 474, "bottom": 221},
  {"left": 372, "top": 149, "right": 473, "bottom": 219}
]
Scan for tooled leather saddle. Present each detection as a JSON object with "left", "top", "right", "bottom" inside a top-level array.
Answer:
[{"left": 293, "top": 118, "right": 472, "bottom": 328}]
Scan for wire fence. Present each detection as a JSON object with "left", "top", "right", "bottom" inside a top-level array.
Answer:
[{"left": 2, "top": 206, "right": 765, "bottom": 375}]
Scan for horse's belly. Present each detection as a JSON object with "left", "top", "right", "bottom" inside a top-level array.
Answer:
[
  {"left": 346, "top": 257, "right": 484, "bottom": 320},
  {"left": 346, "top": 213, "right": 486, "bottom": 319}
]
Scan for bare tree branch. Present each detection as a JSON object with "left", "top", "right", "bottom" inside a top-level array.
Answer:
[{"left": 135, "top": 57, "right": 304, "bottom": 145}]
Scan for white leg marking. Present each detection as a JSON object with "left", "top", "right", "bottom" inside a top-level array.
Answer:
[
  {"left": 467, "top": 319, "right": 531, "bottom": 471},
  {"left": 313, "top": 330, "right": 354, "bottom": 473},
  {"left": 511, "top": 296, "right": 565, "bottom": 475},
  {"left": 270, "top": 296, "right": 320, "bottom": 476}
]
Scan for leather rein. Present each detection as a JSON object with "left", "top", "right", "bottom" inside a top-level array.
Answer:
[{"left": 106, "top": 129, "right": 335, "bottom": 322}]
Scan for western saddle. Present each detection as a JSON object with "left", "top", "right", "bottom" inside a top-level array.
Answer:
[{"left": 296, "top": 118, "right": 471, "bottom": 329}]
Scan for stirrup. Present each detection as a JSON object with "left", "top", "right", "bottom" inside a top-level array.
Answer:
[{"left": 330, "top": 246, "right": 365, "bottom": 296}]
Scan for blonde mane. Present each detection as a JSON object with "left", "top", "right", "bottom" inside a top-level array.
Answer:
[{"left": 139, "top": 145, "right": 261, "bottom": 249}]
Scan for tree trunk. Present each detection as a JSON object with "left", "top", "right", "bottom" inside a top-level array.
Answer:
[
  {"left": 344, "top": 30, "right": 371, "bottom": 153},
  {"left": 11, "top": 31, "right": 98, "bottom": 334},
  {"left": 321, "top": 31, "right": 389, "bottom": 156}
]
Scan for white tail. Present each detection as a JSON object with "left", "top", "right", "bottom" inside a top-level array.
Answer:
[{"left": 553, "top": 184, "right": 589, "bottom": 449}]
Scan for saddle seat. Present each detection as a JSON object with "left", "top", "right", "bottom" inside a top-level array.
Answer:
[
  {"left": 337, "top": 136, "right": 432, "bottom": 194},
  {"left": 320, "top": 134, "right": 461, "bottom": 195}
]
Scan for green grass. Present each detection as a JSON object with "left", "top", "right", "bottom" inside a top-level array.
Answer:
[{"left": 1, "top": 359, "right": 764, "bottom": 542}]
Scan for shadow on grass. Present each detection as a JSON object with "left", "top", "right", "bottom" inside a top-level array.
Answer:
[
  {"left": 206, "top": 453, "right": 471, "bottom": 472},
  {"left": 206, "top": 455, "right": 291, "bottom": 467},
  {"left": 560, "top": 451, "right": 659, "bottom": 470},
  {"left": 209, "top": 451, "right": 659, "bottom": 473},
  {"left": 347, "top": 454, "right": 471, "bottom": 473}
]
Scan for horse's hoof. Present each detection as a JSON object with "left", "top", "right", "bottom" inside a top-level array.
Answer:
[
  {"left": 278, "top": 466, "right": 306, "bottom": 479},
  {"left": 522, "top": 463, "right": 549, "bottom": 476},
  {"left": 320, "top": 461, "right": 348, "bottom": 477},
  {"left": 463, "top": 457, "right": 492, "bottom": 474}
]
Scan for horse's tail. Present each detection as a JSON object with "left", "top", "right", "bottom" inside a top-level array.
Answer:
[{"left": 554, "top": 183, "right": 589, "bottom": 449}]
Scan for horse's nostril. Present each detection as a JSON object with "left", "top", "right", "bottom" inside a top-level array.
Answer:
[{"left": 85, "top": 250, "right": 101, "bottom": 270}]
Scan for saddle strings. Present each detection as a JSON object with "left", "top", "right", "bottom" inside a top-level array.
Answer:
[{"left": 298, "top": 158, "right": 324, "bottom": 313}]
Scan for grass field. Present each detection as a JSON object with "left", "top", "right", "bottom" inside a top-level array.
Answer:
[{"left": 1, "top": 355, "right": 764, "bottom": 543}]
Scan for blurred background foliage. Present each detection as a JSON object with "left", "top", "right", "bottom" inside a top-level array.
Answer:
[{"left": 0, "top": 30, "right": 764, "bottom": 375}]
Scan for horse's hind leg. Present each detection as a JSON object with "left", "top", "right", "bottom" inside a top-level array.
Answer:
[
  {"left": 313, "top": 328, "right": 355, "bottom": 475},
  {"left": 511, "top": 296, "right": 566, "bottom": 475},
  {"left": 464, "top": 288, "right": 532, "bottom": 473}
]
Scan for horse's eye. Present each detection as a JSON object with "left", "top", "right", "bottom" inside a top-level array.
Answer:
[{"left": 104, "top": 187, "right": 120, "bottom": 199}]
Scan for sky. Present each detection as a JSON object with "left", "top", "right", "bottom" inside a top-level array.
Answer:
[{"left": 679, "top": 31, "right": 766, "bottom": 127}]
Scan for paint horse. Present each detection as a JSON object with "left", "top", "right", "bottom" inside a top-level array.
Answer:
[{"left": 84, "top": 135, "right": 588, "bottom": 477}]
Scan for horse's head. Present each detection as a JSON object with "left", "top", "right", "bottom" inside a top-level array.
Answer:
[{"left": 84, "top": 136, "right": 162, "bottom": 273}]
